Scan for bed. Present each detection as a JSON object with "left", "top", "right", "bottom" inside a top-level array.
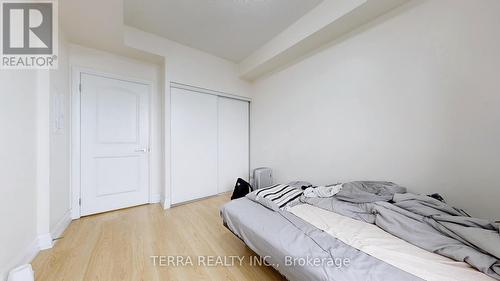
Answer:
[{"left": 221, "top": 195, "right": 497, "bottom": 281}]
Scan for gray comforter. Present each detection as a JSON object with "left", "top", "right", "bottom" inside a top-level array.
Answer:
[
  {"left": 301, "top": 181, "right": 500, "bottom": 280},
  {"left": 221, "top": 197, "right": 422, "bottom": 281}
]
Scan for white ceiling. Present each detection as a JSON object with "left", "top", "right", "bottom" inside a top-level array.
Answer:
[
  {"left": 60, "top": 0, "right": 163, "bottom": 64},
  {"left": 124, "top": 0, "right": 323, "bottom": 62}
]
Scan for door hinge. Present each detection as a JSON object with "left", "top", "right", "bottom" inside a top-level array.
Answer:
[
  {"left": 79, "top": 83, "right": 82, "bottom": 92},
  {"left": 79, "top": 198, "right": 81, "bottom": 206}
]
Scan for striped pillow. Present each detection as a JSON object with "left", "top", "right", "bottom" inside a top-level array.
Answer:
[{"left": 247, "top": 184, "right": 303, "bottom": 211}]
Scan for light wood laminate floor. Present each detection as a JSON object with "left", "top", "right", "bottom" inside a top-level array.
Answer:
[{"left": 32, "top": 194, "right": 285, "bottom": 281}]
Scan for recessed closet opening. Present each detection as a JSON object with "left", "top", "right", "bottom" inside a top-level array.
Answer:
[{"left": 170, "top": 83, "right": 250, "bottom": 205}]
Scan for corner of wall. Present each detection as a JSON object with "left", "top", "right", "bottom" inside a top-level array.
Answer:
[{"left": 37, "top": 234, "right": 53, "bottom": 251}]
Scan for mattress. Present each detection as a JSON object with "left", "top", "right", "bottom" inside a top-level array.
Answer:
[
  {"left": 221, "top": 197, "right": 423, "bottom": 281},
  {"left": 289, "top": 203, "right": 495, "bottom": 281}
]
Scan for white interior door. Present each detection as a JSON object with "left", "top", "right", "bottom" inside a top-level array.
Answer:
[
  {"left": 218, "top": 97, "right": 250, "bottom": 192},
  {"left": 171, "top": 87, "right": 218, "bottom": 204},
  {"left": 81, "top": 73, "right": 150, "bottom": 216}
]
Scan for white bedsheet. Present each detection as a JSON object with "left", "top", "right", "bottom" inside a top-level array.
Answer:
[{"left": 289, "top": 204, "right": 495, "bottom": 281}]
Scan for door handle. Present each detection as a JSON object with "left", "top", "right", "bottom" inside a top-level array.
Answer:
[{"left": 135, "top": 148, "right": 148, "bottom": 153}]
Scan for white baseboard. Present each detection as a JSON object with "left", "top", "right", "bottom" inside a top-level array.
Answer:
[
  {"left": 51, "top": 210, "right": 72, "bottom": 241},
  {"left": 162, "top": 195, "right": 171, "bottom": 209},
  {"left": 0, "top": 211, "right": 73, "bottom": 280},
  {"left": 0, "top": 237, "right": 39, "bottom": 281},
  {"left": 150, "top": 193, "right": 161, "bottom": 204},
  {"left": 37, "top": 233, "right": 53, "bottom": 250}
]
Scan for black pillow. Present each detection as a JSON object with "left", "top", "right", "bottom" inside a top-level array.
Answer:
[{"left": 231, "top": 178, "right": 253, "bottom": 200}]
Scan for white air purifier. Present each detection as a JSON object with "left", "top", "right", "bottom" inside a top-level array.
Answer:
[{"left": 253, "top": 167, "right": 273, "bottom": 189}]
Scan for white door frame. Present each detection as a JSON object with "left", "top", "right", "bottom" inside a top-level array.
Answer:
[
  {"left": 71, "top": 67, "right": 153, "bottom": 219},
  {"left": 169, "top": 82, "right": 251, "bottom": 207}
]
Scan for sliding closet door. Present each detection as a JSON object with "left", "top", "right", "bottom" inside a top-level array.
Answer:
[
  {"left": 171, "top": 88, "right": 218, "bottom": 204},
  {"left": 218, "top": 97, "right": 250, "bottom": 192}
]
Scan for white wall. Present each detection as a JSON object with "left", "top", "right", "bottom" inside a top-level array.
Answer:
[
  {"left": 124, "top": 27, "right": 253, "bottom": 98},
  {"left": 251, "top": 0, "right": 500, "bottom": 220},
  {"left": 0, "top": 22, "right": 72, "bottom": 279},
  {"left": 0, "top": 70, "right": 39, "bottom": 279},
  {"left": 124, "top": 27, "right": 253, "bottom": 207},
  {"left": 69, "top": 44, "right": 164, "bottom": 206},
  {"left": 36, "top": 70, "right": 51, "bottom": 245},
  {"left": 49, "top": 32, "right": 71, "bottom": 234}
]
